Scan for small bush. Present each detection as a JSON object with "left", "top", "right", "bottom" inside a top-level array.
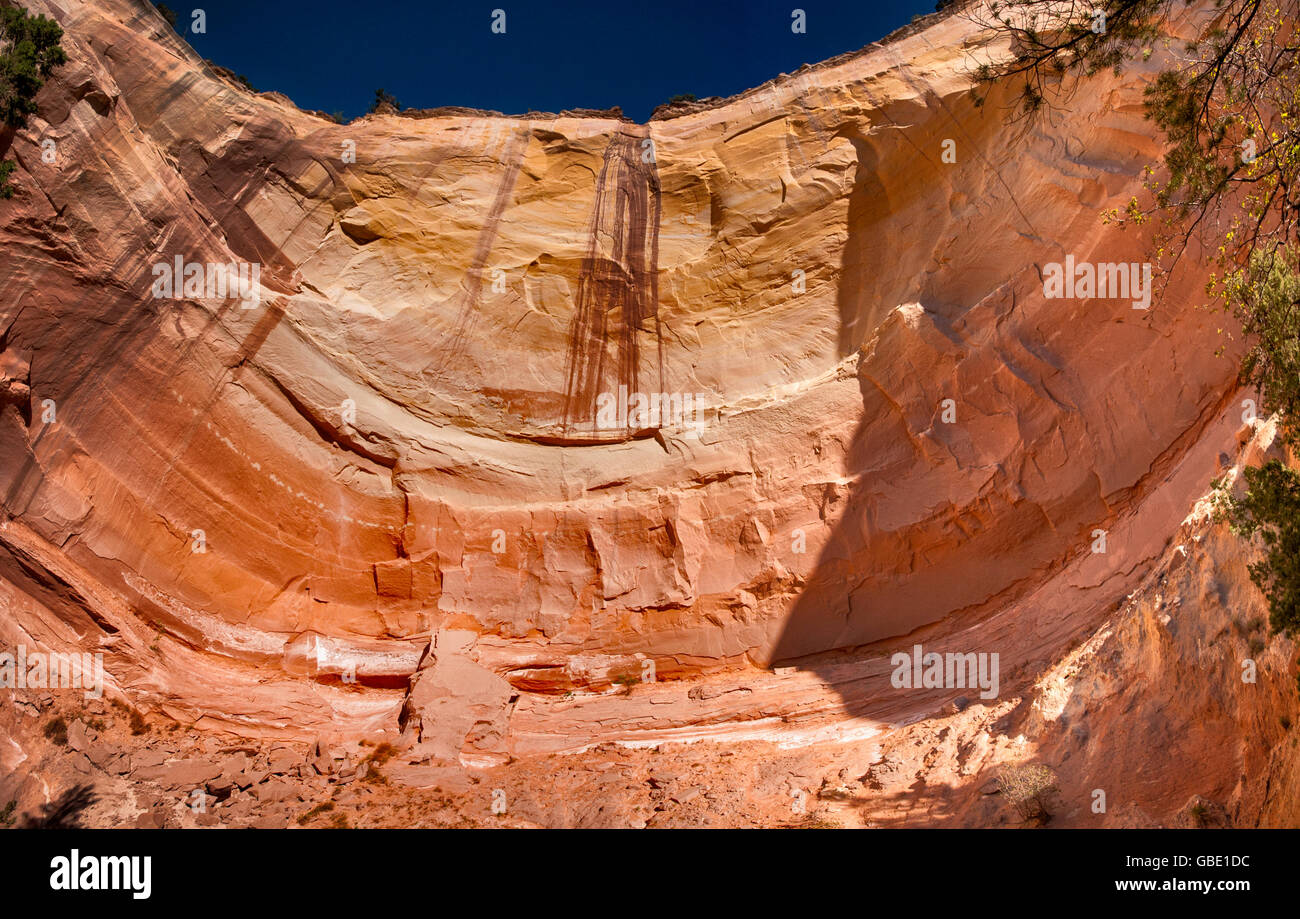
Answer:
[
  {"left": 1216, "top": 461, "right": 1300, "bottom": 642},
  {"left": 997, "top": 764, "right": 1058, "bottom": 822},
  {"left": 794, "top": 814, "right": 843, "bottom": 829},
  {"left": 369, "top": 88, "right": 399, "bottom": 113},
  {"left": 43, "top": 717, "right": 67, "bottom": 746},
  {"left": 154, "top": 3, "right": 178, "bottom": 30},
  {"left": 112, "top": 700, "right": 149, "bottom": 735},
  {"left": 0, "top": 5, "right": 68, "bottom": 197},
  {"left": 1223, "top": 248, "right": 1300, "bottom": 451},
  {"left": 297, "top": 801, "right": 334, "bottom": 825},
  {"left": 360, "top": 742, "right": 395, "bottom": 784},
  {"left": 611, "top": 672, "right": 641, "bottom": 694}
]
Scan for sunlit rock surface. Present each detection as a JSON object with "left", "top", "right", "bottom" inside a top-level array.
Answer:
[{"left": 1, "top": 0, "right": 1296, "bottom": 827}]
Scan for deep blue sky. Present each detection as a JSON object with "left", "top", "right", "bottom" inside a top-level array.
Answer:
[{"left": 169, "top": 1, "right": 937, "bottom": 122}]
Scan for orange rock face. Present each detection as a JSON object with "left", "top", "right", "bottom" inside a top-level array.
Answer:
[{"left": 1, "top": 0, "right": 1297, "bottom": 827}]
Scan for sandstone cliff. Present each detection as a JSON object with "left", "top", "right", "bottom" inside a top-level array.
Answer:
[{"left": 0, "top": 0, "right": 1296, "bottom": 827}]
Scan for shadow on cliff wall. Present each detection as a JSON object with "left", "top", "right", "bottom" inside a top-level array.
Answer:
[
  {"left": 761, "top": 86, "right": 1100, "bottom": 725},
  {"left": 833, "top": 128, "right": 890, "bottom": 359},
  {"left": 764, "top": 116, "right": 951, "bottom": 721}
]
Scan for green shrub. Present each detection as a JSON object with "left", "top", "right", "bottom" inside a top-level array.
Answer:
[
  {"left": 0, "top": 4, "right": 67, "bottom": 197},
  {"left": 1216, "top": 461, "right": 1300, "bottom": 643},
  {"left": 369, "top": 88, "right": 399, "bottom": 113},
  {"left": 1221, "top": 248, "right": 1300, "bottom": 451},
  {"left": 154, "top": 3, "right": 177, "bottom": 30}
]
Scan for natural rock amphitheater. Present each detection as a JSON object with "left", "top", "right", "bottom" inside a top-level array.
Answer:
[{"left": 1, "top": 0, "right": 1297, "bottom": 828}]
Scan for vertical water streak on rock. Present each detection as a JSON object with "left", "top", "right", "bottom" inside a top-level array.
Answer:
[
  {"left": 427, "top": 128, "right": 529, "bottom": 383},
  {"left": 562, "top": 129, "right": 662, "bottom": 436}
]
